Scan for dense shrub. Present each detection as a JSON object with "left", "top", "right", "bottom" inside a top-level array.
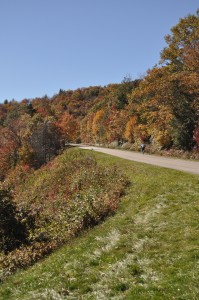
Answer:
[
  {"left": 0, "top": 148, "right": 128, "bottom": 280},
  {"left": 0, "top": 190, "right": 28, "bottom": 254}
]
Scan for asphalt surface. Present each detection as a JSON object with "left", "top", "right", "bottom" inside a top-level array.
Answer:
[{"left": 77, "top": 145, "right": 199, "bottom": 175}]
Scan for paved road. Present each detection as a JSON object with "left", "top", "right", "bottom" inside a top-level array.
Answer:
[{"left": 77, "top": 145, "right": 199, "bottom": 175}]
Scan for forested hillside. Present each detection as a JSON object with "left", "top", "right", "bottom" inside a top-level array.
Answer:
[{"left": 0, "top": 10, "right": 198, "bottom": 180}]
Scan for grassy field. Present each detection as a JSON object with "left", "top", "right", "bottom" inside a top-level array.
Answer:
[{"left": 0, "top": 151, "right": 199, "bottom": 299}]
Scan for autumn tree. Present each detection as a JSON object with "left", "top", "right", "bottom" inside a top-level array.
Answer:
[
  {"left": 193, "top": 125, "right": 199, "bottom": 150},
  {"left": 57, "top": 111, "right": 80, "bottom": 145},
  {"left": 182, "top": 41, "right": 199, "bottom": 73},
  {"left": 92, "top": 110, "right": 106, "bottom": 143},
  {"left": 124, "top": 115, "right": 138, "bottom": 143},
  {"left": 106, "top": 109, "right": 127, "bottom": 143},
  {"left": 28, "top": 116, "right": 61, "bottom": 166},
  {"left": 160, "top": 9, "right": 199, "bottom": 70},
  {"left": 80, "top": 113, "right": 94, "bottom": 143},
  {"left": 31, "top": 96, "right": 53, "bottom": 118},
  {"left": 160, "top": 10, "right": 199, "bottom": 149}
]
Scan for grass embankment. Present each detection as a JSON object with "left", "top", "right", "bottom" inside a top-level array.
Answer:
[{"left": 1, "top": 150, "right": 199, "bottom": 299}]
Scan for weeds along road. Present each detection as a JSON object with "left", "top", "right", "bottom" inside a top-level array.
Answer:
[{"left": 75, "top": 145, "right": 199, "bottom": 175}]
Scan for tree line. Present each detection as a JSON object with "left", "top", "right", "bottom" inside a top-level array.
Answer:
[{"left": 0, "top": 10, "right": 198, "bottom": 180}]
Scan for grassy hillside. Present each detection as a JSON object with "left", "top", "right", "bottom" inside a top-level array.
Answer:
[{"left": 0, "top": 151, "right": 199, "bottom": 299}]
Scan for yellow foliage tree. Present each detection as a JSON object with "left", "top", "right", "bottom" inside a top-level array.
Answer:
[
  {"left": 92, "top": 110, "right": 105, "bottom": 143},
  {"left": 124, "top": 115, "right": 137, "bottom": 143}
]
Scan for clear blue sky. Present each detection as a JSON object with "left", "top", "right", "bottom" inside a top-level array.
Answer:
[{"left": 0, "top": 0, "right": 198, "bottom": 102}]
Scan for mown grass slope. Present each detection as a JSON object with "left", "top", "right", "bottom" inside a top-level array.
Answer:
[{"left": 0, "top": 151, "right": 199, "bottom": 300}]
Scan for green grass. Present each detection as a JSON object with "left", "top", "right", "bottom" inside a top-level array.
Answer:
[{"left": 0, "top": 151, "right": 199, "bottom": 299}]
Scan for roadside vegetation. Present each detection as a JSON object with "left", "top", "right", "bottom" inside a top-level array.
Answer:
[
  {"left": 0, "top": 151, "right": 199, "bottom": 299},
  {"left": 0, "top": 148, "right": 128, "bottom": 282}
]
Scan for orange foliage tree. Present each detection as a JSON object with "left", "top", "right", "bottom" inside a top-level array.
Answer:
[
  {"left": 124, "top": 115, "right": 138, "bottom": 143},
  {"left": 57, "top": 112, "right": 80, "bottom": 145}
]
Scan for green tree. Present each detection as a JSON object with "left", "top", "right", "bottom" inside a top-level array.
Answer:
[
  {"left": 115, "top": 76, "right": 140, "bottom": 109},
  {"left": 168, "top": 76, "right": 196, "bottom": 149}
]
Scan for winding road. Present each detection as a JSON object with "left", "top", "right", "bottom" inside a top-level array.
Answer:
[{"left": 76, "top": 145, "right": 199, "bottom": 175}]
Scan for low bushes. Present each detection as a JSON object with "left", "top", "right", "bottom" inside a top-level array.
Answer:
[
  {"left": 0, "top": 148, "right": 128, "bottom": 281},
  {"left": 0, "top": 190, "right": 28, "bottom": 254}
]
